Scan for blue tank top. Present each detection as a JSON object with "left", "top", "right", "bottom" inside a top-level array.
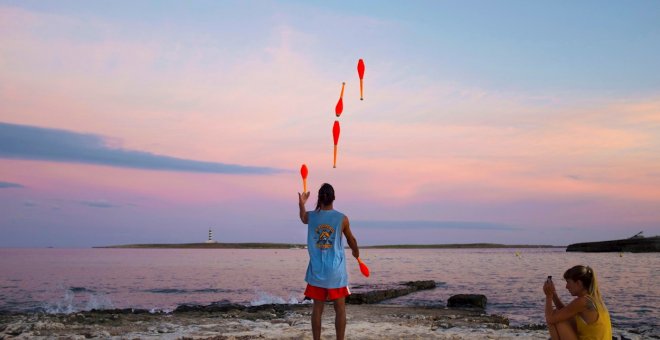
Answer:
[{"left": 305, "top": 209, "right": 349, "bottom": 288}]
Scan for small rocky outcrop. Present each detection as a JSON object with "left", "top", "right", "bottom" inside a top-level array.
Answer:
[
  {"left": 173, "top": 302, "right": 247, "bottom": 314},
  {"left": 346, "top": 280, "right": 436, "bottom": 304},
  {"left": 566, "top": 236, "right": 660, "bottom": 253},
  {"left": 447, "top": 294, "right": 487, "bottom": 308}
]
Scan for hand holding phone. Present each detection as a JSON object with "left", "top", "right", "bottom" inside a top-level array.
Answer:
[{"left": 543, "top": 276, "right": 554, "bottom": 296}]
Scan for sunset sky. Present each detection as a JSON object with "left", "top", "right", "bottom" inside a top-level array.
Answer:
[{"left": 2, "top": 1, "right": 659, "bottom": 247}]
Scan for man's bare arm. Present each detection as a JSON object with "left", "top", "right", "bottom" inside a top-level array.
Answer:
[
  {"left": 343, "top": 216, "right": 359, "bottom": 259},
  {"left": 298, "top": 192, "right": 309, "bottom": 224}
]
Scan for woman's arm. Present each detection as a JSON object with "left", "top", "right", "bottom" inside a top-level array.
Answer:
[
  {"left": 545, "top": 297, "right": 587, "bottom": 324},
  {"left": 298, "top": 192, "right": 309, "bottom": 224},
  {"left": 552, "top": 291, "right": 565, "bottom": 309},
  {"left": 342, "top": 216, "right": 360, "bottom": 259},
  {"left": 544, "top": 279, "right": 565, "bottom": 309},
  {"left": 545, "top": 295, "right": 555, "bottom": 323}
]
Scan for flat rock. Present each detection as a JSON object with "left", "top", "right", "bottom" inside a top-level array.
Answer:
[
  {"left": 347, "top": 280, "right": 437, "bottom": 304},
  {"left": 447, "top": 294, "right": 487, "bottom": 308}
]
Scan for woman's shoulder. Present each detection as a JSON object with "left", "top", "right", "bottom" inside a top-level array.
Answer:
[{"left": 572, "top": 295, "right": 594, "bottom": 310}]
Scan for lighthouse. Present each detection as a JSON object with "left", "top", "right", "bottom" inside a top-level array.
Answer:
[{"left": 206, "top": 228, "right": 217, "bottom": 243}]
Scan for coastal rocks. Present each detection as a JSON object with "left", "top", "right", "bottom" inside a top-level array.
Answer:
[
  {"left": 406, "top": 280, "right": 437, "bottom": 290},
  {"left": 514, "top": 323, "right": 547, "bottom": 331},
  {"left": 4, "top": 321, "right": 29, "bottom": 335},
  {"left": 346, "top": 280, "right": 436, "bottom": 304},
  {"left": 0, "top": 305, "right": 547, "bottom": 339},
  {"left": 174, "top": 302, "right": 246, "bottom": 314},
  {"left": 431, "top": 312, "right": 509, "bottom": 330},
  {"left": 566, "top": 235, "right": 660, "bottom": 253},
  {"left": 447, "top": 294, "right": 487, "bottom": 308},
  {"left": 33, "top": 321, "right": 65, "bottom": 330},
  {"left": 173, "top": 302, "right": 295, "bottom": 323}
]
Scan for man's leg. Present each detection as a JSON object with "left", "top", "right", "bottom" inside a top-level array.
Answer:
[
  {"left": 333, "top": 297, "right": 346, "bottom": 340},
  {"left": 312, "top": 299, "right": 325, "bottom": 340}
]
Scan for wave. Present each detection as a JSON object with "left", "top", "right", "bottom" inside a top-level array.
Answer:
[
  {"left": 143, "top": 288, "right": 232, "bottom": 294},
  {"left": 68, "top": 287, "right": 95, "bottom": 293},
  {"left": 39, "top": 288, "right": 114, "bottom": 314},
  {"left": 19, "top": 289, "right": 309, "bottom": 314},
  {"left": 250, "top": 291, "right": 309, "bottom": 306}
]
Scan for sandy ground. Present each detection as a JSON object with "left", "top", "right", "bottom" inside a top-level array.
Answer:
[{"left": 0, "top": 304, "right": 649, "bottom": 339}]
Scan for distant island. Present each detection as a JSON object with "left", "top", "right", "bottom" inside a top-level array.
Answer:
[
  {"left": 94, "top": 243, "right": 563, "bottom": 249},
  {"left": 566, "top": 232, "right": 660, "bottom": 253},
  {"left": 94, "top": 243, "right": 305, "bottom": 249},
  {"left": 365, "top": 243, "right": 562, "bottom": 249}
]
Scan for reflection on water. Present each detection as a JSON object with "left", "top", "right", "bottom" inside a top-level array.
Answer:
[{"left": 0, "top": 247, "right": 657, "bottom": 330}]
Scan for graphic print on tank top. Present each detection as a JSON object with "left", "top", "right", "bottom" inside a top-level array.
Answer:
[{"left": 315, "top": 224, "right": 335, "bottom": 249}]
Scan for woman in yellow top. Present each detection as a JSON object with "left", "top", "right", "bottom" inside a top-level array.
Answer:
[{"left": 543, "top": 265, "right": 612, "bottom": 340}]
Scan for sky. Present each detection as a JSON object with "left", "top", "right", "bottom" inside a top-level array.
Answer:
[{"left": 1, "top": 1, "right": 659, "bottom": 247}]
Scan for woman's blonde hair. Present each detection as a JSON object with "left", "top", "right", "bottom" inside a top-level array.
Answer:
[{"left": 563, "top": 265, "right": 607, "bottom": 310}]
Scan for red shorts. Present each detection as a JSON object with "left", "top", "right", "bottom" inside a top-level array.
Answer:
[{"left": 304, "top": 284, "right": 351, "bottom": 301}]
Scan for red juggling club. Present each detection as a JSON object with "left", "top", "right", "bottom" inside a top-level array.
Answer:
[
  {"left": 332, "top": 120, "right": 340, "bottom": 168},
  {"left": 357, "top": 59, "right": 365, "bottom": 100},
  {"left": 335, "top": 82, "right": 345, "bottom": 117},
  {"left": 300, "top": 164, "right": 308, "bottom": 193},
  {"left": 357, "top": 257, "right": 370, "bottom": 277}
]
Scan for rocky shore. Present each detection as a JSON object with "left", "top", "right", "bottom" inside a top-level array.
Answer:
[
  {"left": 1, "top": 303, "right": 549, "bottom": 339},
  {"left": 1, "top": 302, "right": 652, "bottom": 339},
  {"left": 0, "top": 281, "right": 653, "bottom": 339}
]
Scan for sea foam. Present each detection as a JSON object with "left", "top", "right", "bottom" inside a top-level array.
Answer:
[
  {"left": 249, "top": 291, "right": 307, "bottom": 306},
  {"left": 42, "top": 287, "right": 114, "bottom": 314}
]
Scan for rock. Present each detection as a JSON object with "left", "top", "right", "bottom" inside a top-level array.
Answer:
[
  {"left": 405, "top": 280, "right": 436, "bottom": 290},
  {"left": 87, "top": 308, "right": 150, "bottom": 314},
  {"left": 514, "top": 323, "right": 546, "bottom": 330},
  {"left": 174, "top": 302, "right": 246, "bottom": 314},
  {"left": 447, "top": 294, "right": 487, "bottom": 308},
  {"left": 246, "top": 303, "right": 294, "bottom": 316},
  {"left": 96, "top": 330, "right": 111, "bottom": 337},
  {"left": 33, "top": 321, "right": 65, "bottom": 330},
  {"left": 347, "top": 280, "right": 437, "bottom": 304},
  {"left": 566, "top": 235, "right": 660, "bottom": 253},
  {"left": 63, "top": 335, "right": 86, "bottom": 340},
  {"left": 4, "top": 322, "right": 28, "bottom": 335},
  {"left": 12, "top": 332, "right": 38, "bottom": 339}
]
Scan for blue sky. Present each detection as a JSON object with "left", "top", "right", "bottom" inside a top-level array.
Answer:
[{"left": 1, "top": 1, "right": 659, "bottom": 247}]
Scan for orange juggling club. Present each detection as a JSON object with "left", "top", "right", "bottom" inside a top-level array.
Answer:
[
  {"left": 335, "top": 82, "right": 345, "bottom": 117},
  {"left": 300, "top": 164, "right": 308, "bottom": 193},
  {"left": 357, "top": 257, "right": 370, "bottom": 277},
  {"left": 357, "top": 59, "right": 365, "bottom": 100},
  {"left": 332, "top": 120, "right": 340, "bottom": 168}
]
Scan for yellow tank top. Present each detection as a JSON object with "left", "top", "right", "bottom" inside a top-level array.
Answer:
[{"left": 575, "top": 296, "right": 612, "bottom": 340}]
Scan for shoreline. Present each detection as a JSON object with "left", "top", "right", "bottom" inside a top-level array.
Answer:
[
  {"left": 92, "top": 242, "right": 564, "bottom": 249},
  {"left": 0, "top": 304, "right": 541, "bottom": 339},
  {"left": 1, "top": 303, "right": 650, "bottom": 339}
]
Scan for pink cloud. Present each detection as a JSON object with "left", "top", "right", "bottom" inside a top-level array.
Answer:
[{"left": 2, "top": 4, "right": 660, "bottom": 244}]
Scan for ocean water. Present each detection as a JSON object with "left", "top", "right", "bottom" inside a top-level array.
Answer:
[{"left": 0, "top": 248, "right": 657, "bottom": 332}]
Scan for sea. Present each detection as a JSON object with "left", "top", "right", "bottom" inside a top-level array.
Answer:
[{"left": 0, "top": 248, "right": 657, "bottom": 333}]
